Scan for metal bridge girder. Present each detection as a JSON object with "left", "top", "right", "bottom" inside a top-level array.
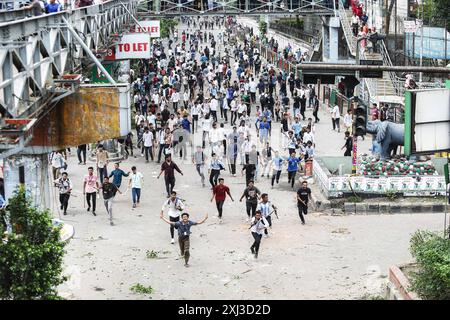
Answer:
[{"left": 0, "top": 0, "right": 138, "bottom": 119}]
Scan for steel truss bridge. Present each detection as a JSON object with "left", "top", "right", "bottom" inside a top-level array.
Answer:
[
  {"left": 0, "top": 0, "right": 138, "bottom": 121},
  {"left": 136, "top": 0, "right": 336, "bottom": 17}
]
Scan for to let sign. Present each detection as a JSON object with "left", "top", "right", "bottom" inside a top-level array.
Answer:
[
  {"left": 115, "top": 34, "right": 151, "bottom": 60},
  {"left": 134, "top": 21, "right": 161, "bottom": 38}
]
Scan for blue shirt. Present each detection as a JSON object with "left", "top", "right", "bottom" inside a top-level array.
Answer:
[
  {"left": 210, "top": 159, "right": 224, "bottom": 170},
  {"left": 181, "top": 118, "right": 191, "bottom": 132},
  {"left": 109, "top": 169, "right": 129, "bottom": 186},
  {"left": 287, "top": 157, "right": 301, "bottom": 172},
  {"left": 292, "top": 122, "right": 302, "bottom": 135},
  {"left": 259, "top": 122, "right": 270, "bottom": 131},
  {"left": 45, "top": 3, "right": 61, "bottom": 13},
  {"left": 174, "top": 220, "right": 198, "bottom": 236}
]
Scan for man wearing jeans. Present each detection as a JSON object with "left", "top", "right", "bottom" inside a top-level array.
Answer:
[
  {"left": 239, "top": 180, "right": 261, "bottom": 222},
  {"left": 157, "top": 155, "right": 183, "bottom": 198},
  {"left": 142, "top": 127, "right": 154, "bottom": 163},
  {"left": 77, "top": 144, "right": 87, "bottom": 165},
  {"left": 54, "top": 172, "right": 72, "bottom": 215},
  {"left": 211, "top": 178, "right": 234, "bottom": 223},
  {"left": 99, "top": 176, "right": 121, "bottom": 226},
  {"left": 96, "top": 144, "right": 109, "bottom": 182},
  {"left": 128, "top": 166, "right": 144, "bottom": 209},
  {"left": 297, "top": 181, "right": 313, "bottom": 225},
  {"left": 192, "top": 146, "right": 206, "bottom": 187},
  {"left": 83, "top": 167, "right": 99, "bottom": 216}
]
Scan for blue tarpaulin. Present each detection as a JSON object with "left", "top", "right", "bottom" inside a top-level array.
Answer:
[{"left": 405, "top": 27, "right": 450, "bottom": 59}]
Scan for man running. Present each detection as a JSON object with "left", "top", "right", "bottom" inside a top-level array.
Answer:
[
  {"left": 192, "top": 146, "right": 207, "bottom": 187},
  {"left": 157, "top": 154, "right": 184, "bottom": 198},
  {"left": 54, "top": 172, "right": 72, "bottom": 215},
  {"left": 109, "top": 163, "right": 129, "bottom": 191},
  {"left": 83, "top": 166, "right": 99, "bottom": 216},
  {"left": 161, "top": 191, "right": 185, "bottom": 244},
  {"left": 257, "top": 193, "right": 277, "bottom": 237},
  {"left": 160, "top": 212, "right": 208, "bottom": 267},
  {"left": 239, "top": 180, "right": 261, "bottom": 222},
  {"left": 297, "top": 180, "right": 313, "bottom": 225},
  {"left": 211, "top": 178, "right": 234, "bottom": 223},
  {"left": 128, "top": 166, "right": 144, "bottom": 208},
  {"left": 99, "top": 176, "right": 122, "bottom": 226},
  {"left": 249, "top": 210, "right": 268, "bottom": 259},
  {"left": 208, "top": 152, "right": 225, "bottom": 189},
  {"left": 287, "top": 151, "right": 302, "bottom": 189}
]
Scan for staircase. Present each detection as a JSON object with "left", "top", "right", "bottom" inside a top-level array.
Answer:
[
  {"left": 337, "top": 0, "right": 403, "bottom": 104},
  {"left": 338, "top": 3, "right": 357, "bottom": 57}
]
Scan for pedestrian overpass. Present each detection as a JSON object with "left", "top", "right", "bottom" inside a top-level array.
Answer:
[{"left": 137, "top": 0, "right": 336, "bottom": 17}]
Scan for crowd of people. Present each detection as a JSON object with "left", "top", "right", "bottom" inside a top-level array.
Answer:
[
  {"left": 51, "top": 16, "right": 326, "bottom": 267},
  {"left": 24, "top": 0, "right": 102, "bottom": 16}
]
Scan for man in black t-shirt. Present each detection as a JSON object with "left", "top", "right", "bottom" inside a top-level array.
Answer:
[
  {"left": 239, "top": 180, "right": 261, "bottom": 222},
  {"left": 100, "top": 177, "right": 122, "bottom": 226},
  {"left": 297, "top": 180, "right": 313, "bottom": 225},
  {"left": 342, "top": 131, "right": 353, "bottom": 157}
]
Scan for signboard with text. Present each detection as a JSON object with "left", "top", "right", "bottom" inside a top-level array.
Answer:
[
  {"left": 115, "top": 34, "right": 151, "bottom": 60},
  {"left": 133, "top": 20, "right": 161, "bottom": 38}
]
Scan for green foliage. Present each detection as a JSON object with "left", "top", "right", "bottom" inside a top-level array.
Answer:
[
  {"left": 0, "top": 187, "right": 66, "bottom": 300},
  {"left": 347, "top": 195, "right": 362, "bottom": 203},
  {"left": 409, "top": 230, "right": 450, "bottom": 300},
  {"left": 259, "top": 21, "right": 267, "bottom": 35},
  {"left": 160, "top": 19, "right": 179, "bottom": 38},
  {"left": 146, "top": 250, "right": 158, "bottom": 259},
  {"left": 385, "top": 190, "right": 397, "bottom": 201},
  {"left": 419, "top": 0, "right": 450, "bottom": 28},
  {"left": 130, "top": 283, "right": 154, "bottom": 295}
]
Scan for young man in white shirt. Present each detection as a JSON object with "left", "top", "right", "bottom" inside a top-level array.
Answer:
[
  {"left": 343, "top": 110, "right": 353, "bottom": 134},
  {"left": 160, "top": 191, "right": 185, "bottom": 244},
  {"left": 171, "top": 89, "right": 180, "bottom": 112},
  {"left": 249, "top": 210, "right": 269, "bottom": 259},
  {"left": 128, "top": 166, "right": 144, "bottom": 209},
  {"left": 332, "top": 104, "right": 341, "bottom": 132},
  {"left": 201, "top": 114, "right": 212, "bottom": 149},
  {"left": 142, "top": 127, "right": 154, "bottom": 163},
  {"left": 257, "top": 193, "right": 278, "bottom": 237},
  {"left": 209, "top": 121, "right": 222, "bottom": 154},
  {"left": 210, "top": 97, "right": 219, "bottom": 122}
]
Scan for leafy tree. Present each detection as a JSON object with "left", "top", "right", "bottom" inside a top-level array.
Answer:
[
  {"left": 160, "top": 18, "right": 179, "bottom": 38},
  {"left": 409, "top": 230, "right": 450, "bottom": 300},
  {"left": 259, "top": 21, "right": 267, "bottom": 36},
  {"left": 0, "top": 187, "right": 66, "bottom": 300}
]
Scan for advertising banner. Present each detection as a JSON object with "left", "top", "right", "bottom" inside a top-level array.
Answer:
[{"left": 134, "top": 20, "right": 161, "bottom": 38}]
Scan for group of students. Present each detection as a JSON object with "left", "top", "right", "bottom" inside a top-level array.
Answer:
[{"left": 53, "top": 16, "right": 324, "bottom": 268}]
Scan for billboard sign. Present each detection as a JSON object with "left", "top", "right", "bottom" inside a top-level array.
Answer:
[
  {"left": 115, "top": 34, "right": 151, "bottom": 60},
  {"left": 405, "top": 89, "right": 450, "bottom": 155},
  {"left": 134, "top": 21, "right": 161, "bottom": 38}
]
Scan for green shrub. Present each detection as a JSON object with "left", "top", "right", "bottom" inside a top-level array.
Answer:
[
  {"left": 0, "top": 187, "right": 67, "bottom": 300},
  {"left": 409, "top": 230, "right": 450, "bottom": 300},
  {"left": 259, "top": 21, "right": 267, "bottom": 35},
  {"left": 130, "top": 283, "right": 154, "bottom": 295}
]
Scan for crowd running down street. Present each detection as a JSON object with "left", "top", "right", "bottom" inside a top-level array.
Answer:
[{"left": 48, "top": 15, "right": 369, "bottom": 267}]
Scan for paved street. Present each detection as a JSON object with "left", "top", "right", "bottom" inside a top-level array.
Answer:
[
  {"left": 57, "top": 148, "right": 444, "bottom": 299},
  {"left": 55, "top": 20, "right": 444, "bottom": 300}
]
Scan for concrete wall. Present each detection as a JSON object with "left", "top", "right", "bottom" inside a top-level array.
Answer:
[{"left": 3, "top": 155, "right": 50, "bottom": 208}]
